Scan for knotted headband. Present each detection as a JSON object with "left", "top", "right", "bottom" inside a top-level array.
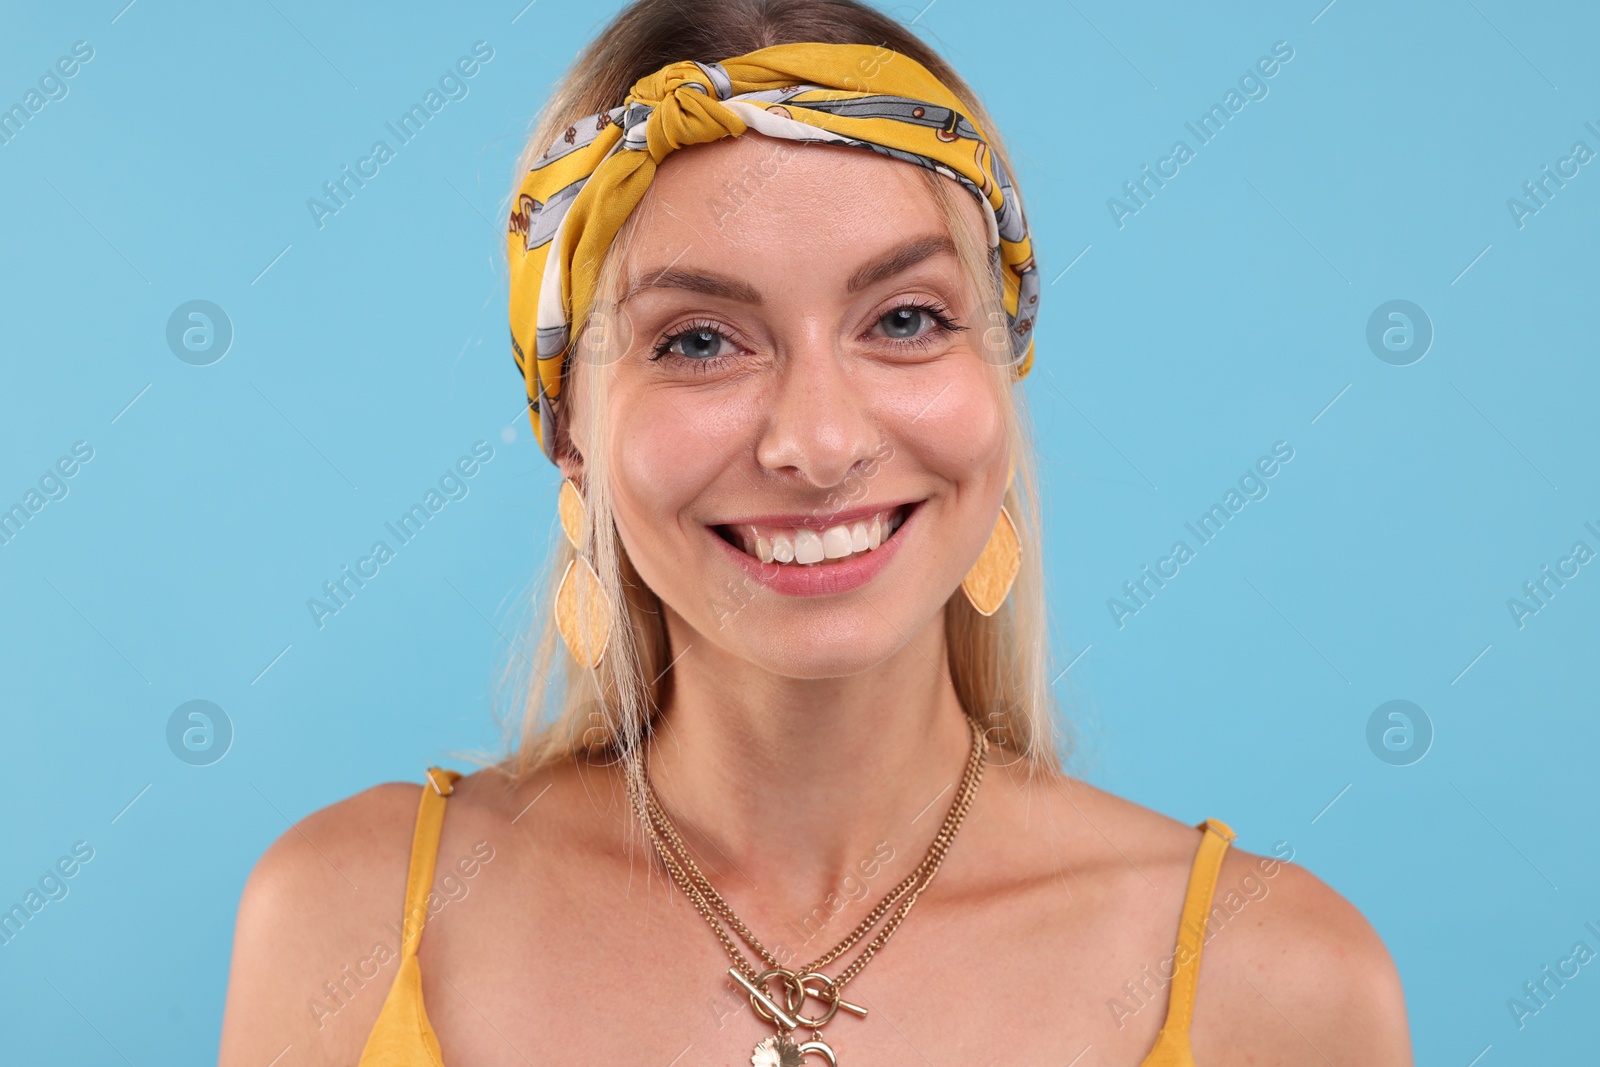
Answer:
[{"left": 507, "top": 41, "right": 1040, "bottom": 463}]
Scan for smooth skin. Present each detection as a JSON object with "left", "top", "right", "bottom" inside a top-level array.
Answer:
[{"left": 220, "top": 134, "right": 1413, "bottom": 1065}]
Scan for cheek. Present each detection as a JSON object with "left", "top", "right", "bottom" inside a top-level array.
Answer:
[
  {"left": 608, "top": 380, "right": 766, "bottom": 544},
  {"left": 887, "top": 361, "right": 1007, "bottom": 481}
]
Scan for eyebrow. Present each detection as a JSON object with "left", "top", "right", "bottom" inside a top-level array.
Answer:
[
  {"left": 846, "top": 233, "right": 959, "bottom": 294},
  {"left": 620, "top": 264, "right": 762, "bottom": 305},
  {"left": 619, "top": 233, "right": 961, "bottom": 307}
]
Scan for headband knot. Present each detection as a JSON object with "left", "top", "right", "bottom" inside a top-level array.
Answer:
[{"left": 622, "top": 61, "right": 749, "bottom": 163}]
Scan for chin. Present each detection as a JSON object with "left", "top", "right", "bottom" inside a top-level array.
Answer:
[{"left": 704, "top": 603, "right": 935, "bottom": 680}]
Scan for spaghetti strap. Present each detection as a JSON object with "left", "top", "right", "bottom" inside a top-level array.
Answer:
[
  {"left": 1162, "top": 818, "right": 1235, "bottom": 1033},
  {"left": 398, "top": 767, "right": 462, "bottom": 958},
  {"left": 356, "top": 768, "right": 462, "bottom": 1067}
]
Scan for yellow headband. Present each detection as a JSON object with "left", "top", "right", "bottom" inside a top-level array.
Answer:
[{"left": 507, "top": 41, "right": 1039, "bottom": 463}]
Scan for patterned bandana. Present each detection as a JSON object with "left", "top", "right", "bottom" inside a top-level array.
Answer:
[{"left": 506, "top": 41, "right": 1039, "bottom": 463}]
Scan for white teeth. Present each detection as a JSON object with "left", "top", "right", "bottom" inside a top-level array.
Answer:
[
  {"left": 727, "top": 507, "right": 907, "bottom": 565},
  {"left": 794, "top": 528, "right": 825, "bottom": 564},
  {"left": 822, "top": 525, "right": 853, "bottom": 559}
]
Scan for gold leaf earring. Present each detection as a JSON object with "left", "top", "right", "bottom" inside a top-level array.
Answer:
[
  {"left": 960, "top": 503, "right": 1021, "bottom": 616},
  {"left": 554, "top": 478, "right": 612, "bottom": 668},
  {"left": 961, "top": 466, "right": 1021, "bottom": 617}
]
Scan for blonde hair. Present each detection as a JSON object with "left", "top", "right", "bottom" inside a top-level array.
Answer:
[{"left": 495, "top": 0, "right": 1065, "bottom": 782}]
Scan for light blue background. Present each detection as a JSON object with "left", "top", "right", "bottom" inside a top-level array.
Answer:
[{"left": 2, "top": 0, "right": 1596, "bottom": 1062}]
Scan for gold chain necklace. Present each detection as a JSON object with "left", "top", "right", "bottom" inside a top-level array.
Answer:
[{"left": 624, "top": 714, "right": 988, "bottom": 1066}]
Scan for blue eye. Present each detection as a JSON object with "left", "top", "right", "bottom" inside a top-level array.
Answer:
[
  {"left": 875, "top": 301, "right": 964, "bottom": 348},
  {"left": 880, "top": 306, "right": 930, "bottom": 339},
  {"left": 671, "top": 328, "right": 727, "bottom": 359},
  {"left": 651, "top": 320, "right": 736, "bottom": 366}
]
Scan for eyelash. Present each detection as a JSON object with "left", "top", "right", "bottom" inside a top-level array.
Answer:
[
  {"left": 648, "top": 300, "right": 967, "bottom": 372},
  {"left": 649, "top": 318, "right": 731, "bottom": 371}
]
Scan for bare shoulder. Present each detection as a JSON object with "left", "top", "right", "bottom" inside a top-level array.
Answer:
[
  {"left": 995, "top": 764, "right": 1218, "bottom": 877},
  {"left": 1006, "top": 772, "right": 1412, "bottom": 1062},
  {"left": 1193, "top": 841, "right": 1413, "bottom": 1063},
  {"left": 217, "top": 778, "right": 426, "bottom": 1067},
  {"left": 216, "top": 761, "right": 590, "bottom": 1065}
]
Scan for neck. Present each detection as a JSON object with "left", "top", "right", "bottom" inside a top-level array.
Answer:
[{"left": 640, "top": 605, "right": 978, "bottom": 932}]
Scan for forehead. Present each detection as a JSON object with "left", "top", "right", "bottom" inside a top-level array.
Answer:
[{"left": 622, "top": 133, "right": 988, "bottom": 272}]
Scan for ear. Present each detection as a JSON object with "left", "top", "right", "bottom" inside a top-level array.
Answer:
[{"left": 555, "top": 450, "right": 583, "bottom": 488}]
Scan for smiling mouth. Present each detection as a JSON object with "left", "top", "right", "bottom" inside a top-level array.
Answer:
[{"left": 714, "top": 503, "right": 915, "bottom": 566}]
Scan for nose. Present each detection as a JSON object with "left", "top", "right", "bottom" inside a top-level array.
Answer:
[{"left": 755, "top": 339, "right": 882, "bottom": 490}]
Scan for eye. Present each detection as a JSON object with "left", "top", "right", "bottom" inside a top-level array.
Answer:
[
  {"left": 650, "top": 319, "right": 739, "bottom": 366},
  {"left": 872, "top": 300, "right": 965, "bottom": 349},
  {"left": 879, "top": 307, "right": 931, "bottom": 340},
  {"left": 665, "top": 328, "right": 728, "bottom": 360}
]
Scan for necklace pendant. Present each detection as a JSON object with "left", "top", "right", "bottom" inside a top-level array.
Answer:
[{"left": 751, "top": 1032, "right": 837, "bottom": 1067}]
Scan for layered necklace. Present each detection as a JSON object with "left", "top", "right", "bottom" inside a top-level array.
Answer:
[{"left": 625, "top": 714, "right": 988, "bottom": 1066}]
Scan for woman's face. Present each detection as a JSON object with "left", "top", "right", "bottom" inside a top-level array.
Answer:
[{"left": 570, "top": 133, "right": 1011, "bottom": 678}]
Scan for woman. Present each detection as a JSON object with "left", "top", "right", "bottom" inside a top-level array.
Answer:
[{"left": 220, "top": 1, "right": 1413, "bottom": 1064}]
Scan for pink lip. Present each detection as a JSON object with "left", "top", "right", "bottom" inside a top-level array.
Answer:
[
  {"left": 710, "top": 503, "right": 917, "bottom": 597},
  {"left": 713, "top": 499, "right": 920, "bottom": 531}
]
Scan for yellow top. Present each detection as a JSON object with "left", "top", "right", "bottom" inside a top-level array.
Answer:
[{"left": 359, "top": 768, "right": 1235, "bottom": 1066}]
